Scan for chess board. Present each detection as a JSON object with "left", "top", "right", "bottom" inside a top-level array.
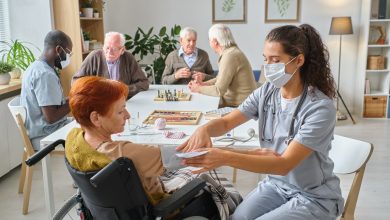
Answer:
[
  {"left": 143, "top": 110, "right": 202, "bottom": 125},
  {"left": 154, "top": 89, "right": 191, "bottom": 101}
]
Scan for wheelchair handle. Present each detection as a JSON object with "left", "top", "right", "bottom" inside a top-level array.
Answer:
[{"left": 25, "top": 139, "right": 65, "bottom": 166}]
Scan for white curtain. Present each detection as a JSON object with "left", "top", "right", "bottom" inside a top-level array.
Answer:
[{"left": 0, "top": 0, "right": 10, "bottom": 53}]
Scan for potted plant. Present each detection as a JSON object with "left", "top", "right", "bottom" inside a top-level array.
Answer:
[
  {"left": 0, "top": 39, "right": 37, "bottom": 79},
  {"left": 125, "top": 25, "right": 181, "bottom": 84},
  {"left": 83, "top": 31, "right": 91, "bottom": 52},
  {"left": 81, "top": 0, "right": 93, "bottom": 18},
  {"left": 93, "top": 9, "right": 99, "bottom": 18},
  {"left": 0, "top": 61, "right": 14, "bottom": 85}
]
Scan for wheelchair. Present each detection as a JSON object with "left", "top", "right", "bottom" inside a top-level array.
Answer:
[{"left": 26, "top": 140, "right": 220, "bottom": 220}]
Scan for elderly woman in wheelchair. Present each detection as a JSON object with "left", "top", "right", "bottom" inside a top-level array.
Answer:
[{"left": 66, "top": 76, "right": 239, "bottom": 219}]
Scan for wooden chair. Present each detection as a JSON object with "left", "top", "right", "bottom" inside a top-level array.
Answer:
[
  {"left": 7, "top": 96, "right": 35, "bottom": 214},
  {"left": 330, "top": 135, "right": 374, "bottom": 220},
  {"left": 140, "top": 64, "right": 156, "bottom": 84}
]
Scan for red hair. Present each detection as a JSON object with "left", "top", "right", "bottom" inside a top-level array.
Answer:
[{"left": 69, "top": 76, "right": 129, "bottom": 128}]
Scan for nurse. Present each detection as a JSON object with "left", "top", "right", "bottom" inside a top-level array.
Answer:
[{"left": 177, "top": 24, "right": 344, "bottom": 220}]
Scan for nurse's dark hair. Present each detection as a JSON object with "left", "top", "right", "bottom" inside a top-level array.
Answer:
[
  {"left": 44, "top": 30, "right": 72, "bottom": 50},
  {"left": 266, "top": 24, "right": 336, "bottom": 98}
]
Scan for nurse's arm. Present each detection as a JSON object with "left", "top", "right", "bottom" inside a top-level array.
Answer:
[
  {"left": 221, "top": 140, "right": 312, "bottom": 175},
  {"left": 177, "top": 109, "right": 249, "bottom": 152},
  {"left": 217, "top": 147, "right": 280, "bottom": 156}
]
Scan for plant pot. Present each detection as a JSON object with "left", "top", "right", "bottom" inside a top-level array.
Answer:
[
  {"left": 9, "top": 68, "right": 22, "bottom": 79},
  {"left": 82, "top": 8, "right": 93, "bottom": 18},
  {"left": 0, "top": 73, "right": 11, "bottom": 85},
  {"left": 83, "top": 40, "right": 90, "bottom": 52},
  {"left": 93, "top": 12, "right": 99, "bottom": 18}
]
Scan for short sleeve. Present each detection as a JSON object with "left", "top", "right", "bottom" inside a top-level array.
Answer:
[
  {"left": 33, "top": 72, "right": 63, "bottom": 107},
  {"left": 294, "top": 99, "right": 336, "bottom": 154},
  {"left": 238, "top": 87, "right": 262, "bottom": 120}
]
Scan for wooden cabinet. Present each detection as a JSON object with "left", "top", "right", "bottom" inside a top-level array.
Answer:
[
  {"left": 51, "top": 0, "right": 104, "bottom": 95},
  {"left": 357, "top": 0, "right": 390, "bottom": 118}
]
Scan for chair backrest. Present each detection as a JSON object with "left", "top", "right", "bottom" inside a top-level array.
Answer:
[
  {"left": 329, "top": 135, "right": 374, "bottom": 220},
  {"left": 140, "top": 64, "right": 156, "bottom": 84},
  {"left": 65, "top": 157, "right": 151, "bottom": 220},
  {"left": 8, "top": 96, "right": 26, "bottom": 123},
  {"left": 8, "top": 96, "right": 35, "bottom": 156}
]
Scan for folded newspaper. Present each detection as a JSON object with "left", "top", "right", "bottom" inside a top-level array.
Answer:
[{"left": 204, "top": 107, "right": 235, "bottom": 120}]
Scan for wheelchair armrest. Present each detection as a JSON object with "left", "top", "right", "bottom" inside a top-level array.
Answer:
[
  {"left": 25, "top": 139, "right": 65, "bottom": 166},
  {"left": 153, "top": 178, "right": 206, "bottom": 217}
]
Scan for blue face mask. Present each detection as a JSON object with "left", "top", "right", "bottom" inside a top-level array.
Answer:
[{"left": 263, "top": 56, "right": 298, "bottom": 88}]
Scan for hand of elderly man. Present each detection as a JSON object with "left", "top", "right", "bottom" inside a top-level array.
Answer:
[
  {"left": 192, "top": 71, "right": 205, "bottom": 83},
  {"left": 175, "top": 67, "right": 192, "bottom": 79}
]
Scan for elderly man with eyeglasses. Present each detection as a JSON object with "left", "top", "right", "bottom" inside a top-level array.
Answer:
[
  {"left": 20, "top": 30, "right": 73, "bottom": 150},
  {"left": 73, "top": 31, "right": 149, "bottom": 98}
]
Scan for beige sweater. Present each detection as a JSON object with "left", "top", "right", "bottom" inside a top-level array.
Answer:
[{"left": 199, "top": 46, "right": 257, "bottom": 107}]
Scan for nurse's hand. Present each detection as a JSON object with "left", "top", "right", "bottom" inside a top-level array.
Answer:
[
  {"left": 177, "top": 126, "right": 212, "bottom": 152},
  {"left": 182, "top": 148, "right": 226, "bottom": 174}
]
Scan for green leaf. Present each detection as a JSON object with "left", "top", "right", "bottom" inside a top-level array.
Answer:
[
  {"left": 174, "top": 25, "right": 181, "bottom": 35},
  {"left": 138, "top": 27, "right": 146, "bottom": 35},
  {"left": 147, "top": 27, "right": 153, "bottom": 36},
  {"left": 124, "top": 34, "right": 132, "bottom": 40},
  {"left": 159, "top": 27, "right": 167, "bottom": 36},
  {"left": 133, "top": 47, "right": 140, "bottom": 54},
  {"left": 134, "top": 31, "right": 140, "bottom": 42}
]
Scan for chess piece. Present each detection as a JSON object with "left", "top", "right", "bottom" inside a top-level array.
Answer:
[{"left": 154, "top": 118, "right": 166, "bottom": 130}]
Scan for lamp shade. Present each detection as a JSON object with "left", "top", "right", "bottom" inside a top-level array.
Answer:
[{"left": 329, "top": 17, "right": 353, "bottom": 35}]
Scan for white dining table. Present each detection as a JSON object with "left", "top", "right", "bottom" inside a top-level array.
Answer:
[{"left": 40, "top": 85, "right": 259, "bottom": 219}]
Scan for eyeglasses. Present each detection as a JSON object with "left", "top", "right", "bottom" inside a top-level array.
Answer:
[
  {"left": 104, "top": 46, "right": 123, "bottom": 53},
  {"left": 59, "top": 46, "right": 73, "bottom": 57}
]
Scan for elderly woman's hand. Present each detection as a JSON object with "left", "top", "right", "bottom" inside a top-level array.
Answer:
[
  {"left": 182, "top": 148, "right": 227, "bottom": 174},
  {"left": 192, "top": 71, "right": 206, "bottom": 83},
  {"left": 188, "top": 80, "right": 202, "bottom": 93},
  {"left": 176, "top": 126, "right": 212, "bottom": 152}
]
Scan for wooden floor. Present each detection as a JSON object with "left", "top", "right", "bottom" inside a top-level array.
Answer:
[{"left": 0, "top": 116, "right": 389, "bottom": 219}]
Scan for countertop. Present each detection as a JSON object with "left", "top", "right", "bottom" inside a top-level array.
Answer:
[{"left": 0, "top": 79, "right": 21, "bottom": 101}]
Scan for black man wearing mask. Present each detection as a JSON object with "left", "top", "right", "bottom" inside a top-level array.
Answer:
[{"left": 20, "top": 30, "right": 73, "bottom": 150}]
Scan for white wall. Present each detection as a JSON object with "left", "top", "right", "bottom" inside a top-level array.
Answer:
[
  {"left": 104, "top": 0, "right": 362, "bottom": 113},
  {"left": 8, "top": 0, "right": 53, "bottom": 56}
]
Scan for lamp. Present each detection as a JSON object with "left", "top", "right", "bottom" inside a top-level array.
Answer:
[{"left": 329, "top": 16, "right": 356, "bottom": 124}]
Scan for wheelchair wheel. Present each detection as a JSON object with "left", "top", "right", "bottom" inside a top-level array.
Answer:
[
  {"left": 52, "top": 193, "right": 92, "bottom": 220},
  {"left": 52, "top": 193, "right": 78, "bottom": 220}
]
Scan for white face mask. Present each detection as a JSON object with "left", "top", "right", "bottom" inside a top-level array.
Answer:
[
  {"left": 263, "top": 56, "right": 298, "bottom": 88},
  {"left": 60, "top": 52, "right": 71, "bottom": 69}
]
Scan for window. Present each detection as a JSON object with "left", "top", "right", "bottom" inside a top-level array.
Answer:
[{"left": 0, "top": 0, "right": 10, "bottom": 52}]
